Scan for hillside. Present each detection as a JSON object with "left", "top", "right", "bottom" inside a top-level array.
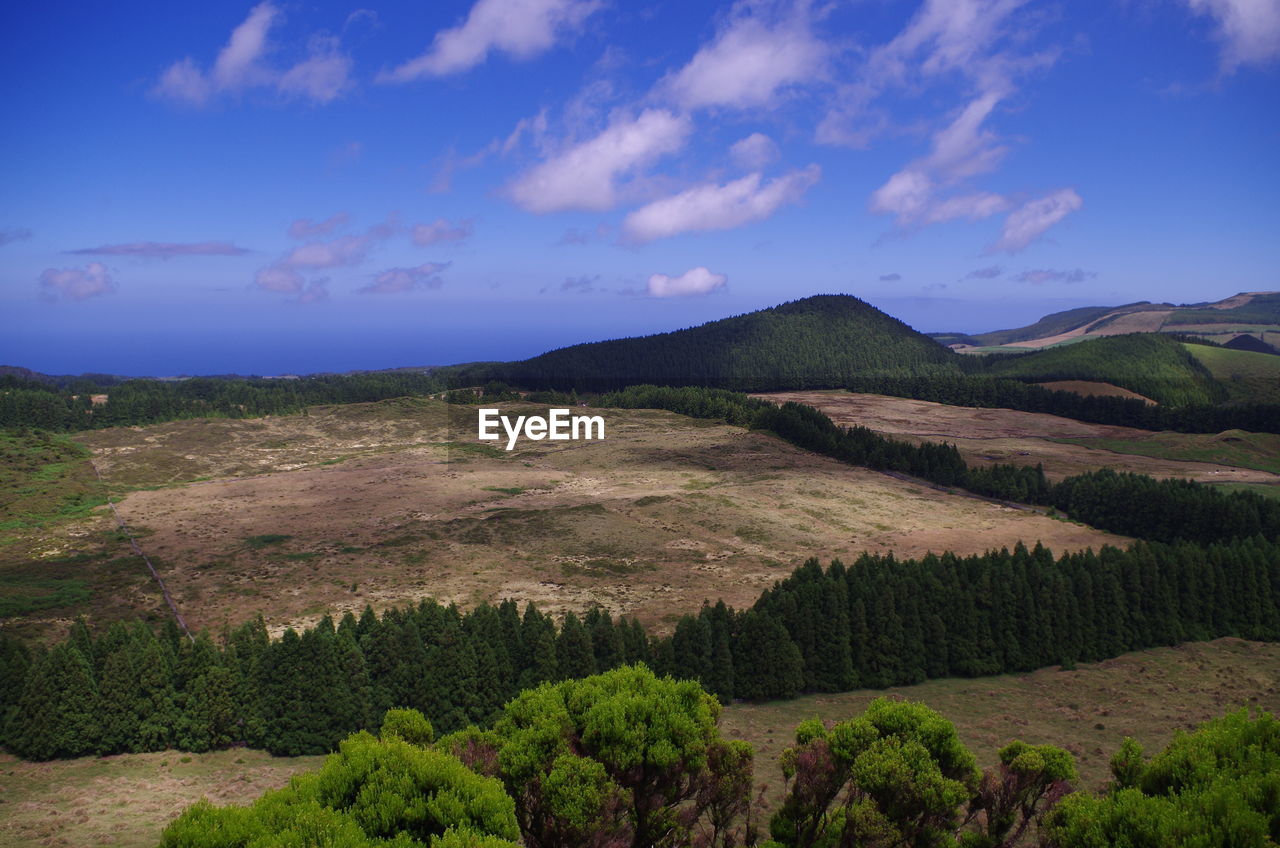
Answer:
[
  {"left": 1186, "top": 343, "right": 1280, "bottom": 404},
  {"left": 983, "top": 334, "right": 1224, "bottom": 406},
  {"left": 935, "top": 291, "right": 1280, "bottom": 351},
  {"left": 481, "top": 294, "right": 957, "bottom": 391}
]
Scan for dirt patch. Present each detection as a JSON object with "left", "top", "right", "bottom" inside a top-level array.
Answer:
[
  {"left": 10, "top": 399, "right": 1129, "bottom": 639},
  {"left": 1036, "top": 380, "right": 1156, "bottom": 405},
  {"left": 0, "top": 748, "right": 323, "bottom": 848},
  {"left": 755, "top": 391, "right": 1280, "bottom": 485}
]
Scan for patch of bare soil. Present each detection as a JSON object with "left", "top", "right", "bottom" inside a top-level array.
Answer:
[
  {"left": 43, "top": 400, "right": 1128, "bottom": 637},
  {"left": 1036, "top": 380, "right": 1156, "bottom": 404},
  {"left": 754, "top": 391, "right": 1280, "bottom": 484}
]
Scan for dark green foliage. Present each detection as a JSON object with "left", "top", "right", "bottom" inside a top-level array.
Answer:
[
  {"left": 1041, "top": 709, "right": 1280, "bottom": 848},
  {"left": 0, "top": 370, "right": 449, "bottom": 431},
  {"left": 769, "top": 698, "right": 982, "bottom": 847},
  {"left": 487, "top": 294, "right": 956, "bottom": 392},
  {"left": 489, "top": 664, "right": 753, "bottom": 848},
  {"left": 160, "top": 721, "right": 521, "bottom": 848},
  {"left": 4, "top": 642, "right": 99, "bottom": 759},
  {"left": 1051, "top": 468, "right": 1280, "bottom": 544},
  {"left": 981, "top": 334, "right": 1225, "bottom": 406}
]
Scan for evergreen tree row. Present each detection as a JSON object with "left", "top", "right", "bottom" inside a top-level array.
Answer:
[
  {"left": 661, "top": 535, "right": 1280, "bottom": 702},
  {"left": 842, "top": 372, "right": 1280, "bottom": 435},
  {"left": 0, "top": 601, "right": 650, "bottom": 760},
  {"left": 600, "top": 385, "right": 1280, "bottom": 544},
  {"left": 0, "top": 371, "right": 451, "bottom": 431},
  {"left": 5, "top": 532, "right": 1277, "bottom": 762}
]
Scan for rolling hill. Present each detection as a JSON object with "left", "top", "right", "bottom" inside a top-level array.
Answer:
[
  {"left": 474, "top": 294, "right": 958, "bottom": 391},
  {"left": 934, "top": 291, "right": 1280, "bottom": 351},
  {"left": 983, "top": 334, "right": 1225, "bottom": 406}
]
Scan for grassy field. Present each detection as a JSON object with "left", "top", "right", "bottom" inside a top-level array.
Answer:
[
  {"left": 1, "top": 638, "right": 1273, "bottom": 848},
  {"left": 2, "top": 398, "right": 1129, "bottom": 641},
  {"left": 1053, "top": 429, "right": 1280, "bottom": 476},
  {"left": 757, "top": 391, "right": 1280, "bottom": 488},
  {"left": 0, "top": 748, "right": 324, "bottom": 848},
  {"left": 722, "top": 638, "right": 1280, "bottom": 810},
  {"left": 1185, "top": 343, "right": 1280, "bottom": 404}
]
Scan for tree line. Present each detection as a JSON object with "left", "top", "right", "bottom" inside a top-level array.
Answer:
[
  {"left": 4, "top": 530, "right": 1276, "bottom": 762},
  {"left": 0, "top": 371, "right": 450, "bottom": 431},
  {"left": 600, "top": 385, "right": 1280, "bottom": 544},
  {"left": 842, "top": 372, "right": 1280, "bottom": 435}
]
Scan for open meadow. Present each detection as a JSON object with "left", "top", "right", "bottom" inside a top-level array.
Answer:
[
  {"left": 4, "top": 397, "right": 1128, "bottom": 640},
  {"left": 757, "top": 390, "right": 1280, "bottom": 487}
]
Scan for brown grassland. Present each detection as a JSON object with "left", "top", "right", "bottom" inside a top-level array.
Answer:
[
  {"left": 756, "top": 390, "right": 1280, "bottom": 486},
  {"left": 6, "top": 397, "right": 1128, "bottom": 639},
  {"left": 1, "top": 638, "right": 1274, "bottom": 848}
]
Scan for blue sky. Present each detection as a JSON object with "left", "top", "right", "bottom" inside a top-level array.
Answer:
[{"left": 2, "top": 0, "right": 1278, "bottom": 375}]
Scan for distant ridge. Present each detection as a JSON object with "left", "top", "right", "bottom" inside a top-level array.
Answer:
[
  {"left": 477, "top": 294, "right": 955, "bottom": 391},
  {"left": 933, "top": 291, "right": 1280, "bottom": 351}
]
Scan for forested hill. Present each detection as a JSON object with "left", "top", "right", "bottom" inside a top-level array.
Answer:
[{"left": 479, "top": 295, "right": 956, "bottom": 392}]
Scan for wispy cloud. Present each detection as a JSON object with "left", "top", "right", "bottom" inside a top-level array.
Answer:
[
  {"left": 359, "top": 262, "right": 449, "bottom": 294},
  {"left": 1183, "top": 0, "right": 1280, "bottom": 72},
  {"left": 154, "top": 3, "right": 352, "bottom": 106},
  {"left": 646, "top": 267, "right": 727, "bottom": 298},
  {"left": 1013, "top": 267, "right": 1096, "bottom": 284},
  {"left": 964, "top": 265, "right": 1003, "bottom": 279},
  {"left": 622, "top": 165, "right": 820, "bottom": 243},
  {"left": 379, "top": 0, "right": 601, "bottom": 81},
  {"left": 0, "top": 227, "right": 33, "bottom": 247},
  {"left": 39, "top": 263, "right": 117, "bottom": 301},
  {"left": 991, "top": 189, "right": 1083, "bottom": 253},
  {"left": 879, "top": 272, "right": 902, "bottom": 282},
  {"left": 660, "top": 0, "right": 827, "bottom": 111},
  {"left": 69, "top": 241, "right": 250, "bottom": 259},
  {"left": 412, "top": 218, "right": 473, "bottom": 246},
  {"left": 289, "top": 213, "right": 349, "bottom": 240},
  {"left": 541, "top": 274, "right": 600, "bottom": 294},
  {"left": 507, "top": 109, "right": 691, "bottom": 213},
  {"left": 729, "top": 133, "right": 780, "bottom": 170},
  {"left": 256, "top": 215, "right": 398, "bottom": 299}
]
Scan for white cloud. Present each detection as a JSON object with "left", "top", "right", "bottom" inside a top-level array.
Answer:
[
  {"left": 412, "top": 218, "right": 473, "bottom": 246},
  {"left": 289, "top": 213, "right": 349, "bottom": 240},
  {"left": 868, "top": 91, "right": 1012, "bottom": 228},
  {"left": 256, "top": 216, "right": 398, "bottom": 296},
  {"left": 729, "top": 133, "right": 780, "bottom": 170},
  {"left": 507, "top": 109, "right": 691, "bottom": 213},
  {"left": 1184, "top": 0, "right": 1280, "bottom": 72},
  {"left": 211, "top": 1, "right": 278, "bottom": 90},
  {"left": 380, "top": 0, "right": 601, "bottom": 81},
  {"left": 646, "top": 267, "right": 727, "bottom": 298},
  {"left": 1013, "top": 268, "right": 1095, "bottom": 284},
  {"left": 661, "top": 3, "right": 827, "bottom": 110},
  {"left": 0, "top": 227, "right": 33, "bottom": 247},
  {"left": 154, "top": 3, "right": 353, "bottom": 106},
  {"left": 278, "top": 38, "right": 353, "bottom": 103},
  {"left": 622, "top": 165, "right": 820, "bottom": 243},
  {"left": 254, "top": 266, "right": 306, "bottom": 293},
  {"left": 359, "top": 262, "right": 450, "bottom": 294},
  {"left": 69, "top": 241, "right": 249, "bottom": 258},
  {"left": 992, "top": 189, "right": 1083, "bottom": 253},
  {"left": 39, "top": 262, "right": 117, "bottom": 301}
]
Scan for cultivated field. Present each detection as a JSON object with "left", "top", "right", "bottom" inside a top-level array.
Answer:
[
  {"left": 0, "top": 398, "right": 1129, "bottom": 640},
  {"left": 2, "top": 638, "right": 1273, "bottom": 848},
  {"left": 757, "top": 391, "right": 1280, "bottom": 486}
]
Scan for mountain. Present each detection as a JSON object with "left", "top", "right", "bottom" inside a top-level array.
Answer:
[
  {"left": 932, "top": 291, "right": 1280, "bottom": 351},
  {"left": 473, "top": 294, "right": 957, "bottom": 392}
]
